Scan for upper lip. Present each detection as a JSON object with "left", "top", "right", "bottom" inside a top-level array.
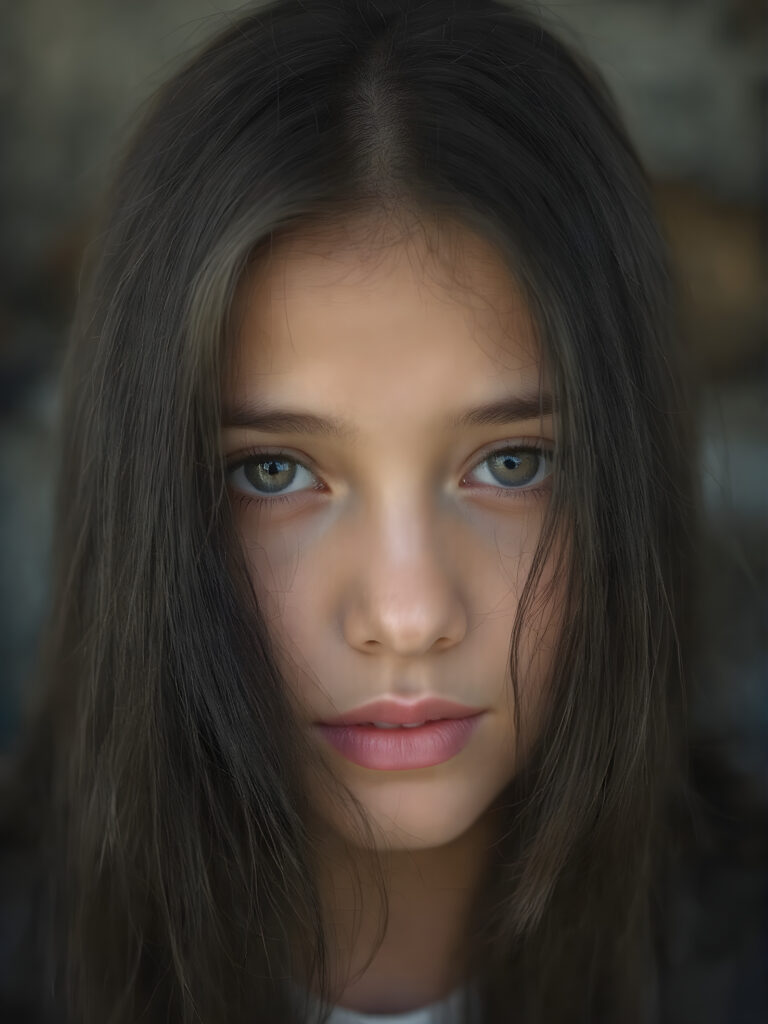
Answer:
[{"left": 317, "top": 697, "right": 485, "bottom": 726}]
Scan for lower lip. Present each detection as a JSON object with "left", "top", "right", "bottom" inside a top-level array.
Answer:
[{"left": 314, "top": 715, "right": 485, "bottom": 771}]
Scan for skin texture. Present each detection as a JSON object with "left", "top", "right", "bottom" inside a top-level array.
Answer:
[{"left": 221, "top": 221, "right": 562, "bottom": 1012}]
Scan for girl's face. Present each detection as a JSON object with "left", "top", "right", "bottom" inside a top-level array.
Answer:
[{"left": 222, "top": 222, "right": 562, "bottom": 852}]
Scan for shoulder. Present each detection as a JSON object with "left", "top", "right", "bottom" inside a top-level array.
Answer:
[
  {"left": 655, "top": 752, "right": 767, "bottom": 1024},
  {"left": 0, "top": 748, "right": 65, "bottom": 1024}
]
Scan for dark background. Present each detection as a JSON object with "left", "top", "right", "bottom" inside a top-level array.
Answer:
[{"left": 0, "top": 1, "right": 765, "bottom": 1019}]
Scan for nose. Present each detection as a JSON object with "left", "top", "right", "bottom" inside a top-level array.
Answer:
[{"left": 340, "top": 505, "right": 468, "bottom": 657}]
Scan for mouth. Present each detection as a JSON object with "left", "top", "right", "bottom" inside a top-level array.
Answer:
[
  {"left": 318, "top": 697, "right": 485, "bottom": 728},
  {"left": 353, "top": 718, "right": 447, "bottom": 729},
  {"left": 314, "top": 714, "right": 486, "bottom": 771}
]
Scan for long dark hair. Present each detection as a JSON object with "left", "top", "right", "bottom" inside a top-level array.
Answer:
[{"left": 2, "top": 1, "right": 698, "bottom": 1021}]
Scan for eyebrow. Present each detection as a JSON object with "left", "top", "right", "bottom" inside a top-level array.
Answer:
[{"left": 221, "top": 389, "right": 555, "bottom": 438}]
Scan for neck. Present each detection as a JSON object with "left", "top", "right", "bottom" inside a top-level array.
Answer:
[{"left": 299, "top": 810, "right": 497, "bottom": 1015}]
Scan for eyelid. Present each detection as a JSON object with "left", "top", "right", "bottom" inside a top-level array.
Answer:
[
  {"left": 465, "top": 435, "right": 553, "bottom": 469},
  {"left": 224, "top": 436, "right": 555, "bottom": 504},
  {"left": 461, "top": 437, "right": 554, "bottom": 493},
  {"left": 225, "top": 446, "right": 323, "bottom": 504},
  {"left": 224, "top": 437, "right": 553, "bottom": 470},
  {"left": 225, "top": 444, "right": 319, "bottom": 473}
]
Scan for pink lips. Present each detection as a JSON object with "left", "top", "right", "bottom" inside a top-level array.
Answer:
[
  {"left": 314, "top": 697, "right": 486, "bottom": 771},
  {"left": 315, "top": 716, "right": 485, "bottom": 770},
  {"left": 319, "top": 696, "right": 482, "bottom": 727}
]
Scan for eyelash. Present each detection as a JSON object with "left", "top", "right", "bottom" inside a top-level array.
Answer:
[{"left": 225, "top": 439, "right": 554, "bottom": 512}]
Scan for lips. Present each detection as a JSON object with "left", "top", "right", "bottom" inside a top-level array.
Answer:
[
  {"left": 315, "top": 715, "right": 485, "bottom": 770},
  {"left": 318, "top": 696, "right": 484, "bottom": 727}
]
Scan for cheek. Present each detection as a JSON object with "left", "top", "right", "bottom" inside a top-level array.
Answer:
[
  {"left": 477, "top": 523, "right": 565, "bottom": 755},
  {"left": 236, "top": 522, "right": 332, "bottom": 704},
  {"left": 513, "top": 588, "right": 562, "bottom": 753},
  {"left": 238, "top": 526, "right": 300, "bottom": 622}
]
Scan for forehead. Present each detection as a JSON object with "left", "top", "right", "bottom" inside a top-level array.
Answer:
[{"left": 225, "top": 219, "right": 542, "bottom": 413}]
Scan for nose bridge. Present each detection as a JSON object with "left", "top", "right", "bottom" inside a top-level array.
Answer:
[{"left": 341, "top": 484, "right": 468, "bottom": 656}]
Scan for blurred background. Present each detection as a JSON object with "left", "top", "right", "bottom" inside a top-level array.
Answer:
[{"left": 0, "top": 0, "right": 765, "bottom": 1018}]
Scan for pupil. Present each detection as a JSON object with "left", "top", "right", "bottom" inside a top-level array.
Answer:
[
  {"left": 244, "top": 458, "right": 296, "bottom": 493},
  {"left": 491, "top": 451, "right": 538, "bottom": 486}
]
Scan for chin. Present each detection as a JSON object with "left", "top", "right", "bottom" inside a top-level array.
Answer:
[{"left": 321, "top": 771, "right": 503, "bottom": 852}]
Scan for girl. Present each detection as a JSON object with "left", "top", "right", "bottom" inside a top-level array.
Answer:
[{"left": 3, "top": 0, "right": 700, "bottom": 1021}]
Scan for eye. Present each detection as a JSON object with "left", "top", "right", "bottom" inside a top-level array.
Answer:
[
  {"left": 226, "top": 452, "right": 321, "bottom": 503},
  {"left": 465, "top": 443, "right": 553, "bottom": 494},
  {"left": 225, "top": 441, "right": 554, "bottom": 509}
]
